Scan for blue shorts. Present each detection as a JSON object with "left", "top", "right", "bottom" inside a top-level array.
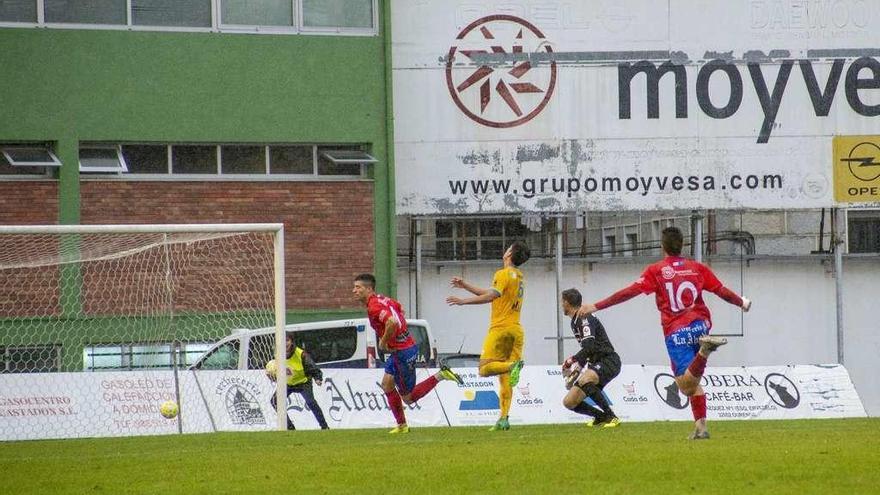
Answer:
[
  {"left": 384, "top": 345, "right": 419, "bottom": 394},
  {"left": 664, "top": 320, "right": 710, "bottom": 377}
]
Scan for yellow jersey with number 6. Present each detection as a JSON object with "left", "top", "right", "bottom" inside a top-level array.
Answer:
[{"left": 489, "top": 267, "right": 524, "bottom": 330}]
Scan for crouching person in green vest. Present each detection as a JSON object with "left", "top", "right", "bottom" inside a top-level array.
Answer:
[{"left": 267, "top": 333, "right": 330, "bottom": 430}]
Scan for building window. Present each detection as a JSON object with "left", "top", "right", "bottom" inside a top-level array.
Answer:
[
  {"left": 301, "top": 0, "right": 374, "bottom": 30},
  {"left": 848, "top": 210, "right": 880, "bottom": 253},
  {"left": 434, "top": 217, "right": 528, "bottom": 261},
  {"left": 172, "top": 145, "right": 218, "bottom": 174},
  {"left": 79, "top": 145, "right": 128, "bottom": 173},
  {"left": 1, "top": 345, "right": 60, "bottom": 373},
  {"left": 0, "top": 1, "right": 37, "bottom": 22},
  {"left": 83, "top": 342, "right": 211, "bottom": 371},
  {"left": 44, "top": 0, "right": 127, "bottom": 25},
  {"left": 318, "top": 147, "right": 375, "bottom": 176},
  {"left": 625, "top": 232, "right": 638, "bottom": 257},
  {"left": 2, "top": 145, "right": 61, "bottom": 168},
  {"left": 603, "top": 233, "right": 616, "bottom": 258},
  {"left": 1, "top": 0, "right": 377, "bottom": 35},
  {"left": 97, "top": 143, "right": 371, "bottom": 178},
  {"left": 0, "top": 144, "right": 60, "bottom": 177},
  {"left": 122, "top": 144, "right": 169, "bottom": 173},
  {"left": 220, "top": 145, "right": 266, "bottom": 174},
  {"left": 270, "top": 146, "right": 314, "bottom": 174},
  {"left": 220, "top": 0, "right": 295, "bottom": 28},
  {"left": 132, "top": 0, "right": 212, "bottom": 28}
]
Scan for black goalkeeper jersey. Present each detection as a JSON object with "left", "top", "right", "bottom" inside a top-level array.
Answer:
[{"left": 570, "top": 314, "right": 617, "bottom": 366}]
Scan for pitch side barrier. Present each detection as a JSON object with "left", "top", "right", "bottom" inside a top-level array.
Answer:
[{"left": 0, "top": 364, "right": 864, "bottom": 440}]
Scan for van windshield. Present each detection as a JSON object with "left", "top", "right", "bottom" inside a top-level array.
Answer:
[
  {"left": 298, "top": 327, "right": 358, "bottom": 363},
  {"left": 246, "top": 326, "right": 359, "bottom": 368},
  {"left": 196, "top": 341, "right": 239, "bottom": 370}
]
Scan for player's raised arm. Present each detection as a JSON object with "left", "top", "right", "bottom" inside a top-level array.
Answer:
[
  {"left": 699, "top": 264, "right": 752, "bottom": 311},
  {"left": 446, "top": 289, "right": 500, "bottom": 306},
  {"left": 577, "top": 282, "right": 643, "bottom": 318},
  {"left": 450, "top": 276, "right": 492, "bottom": 296},
  {"left": 447, "top": 275, "right": 502, "bottom": 306}
]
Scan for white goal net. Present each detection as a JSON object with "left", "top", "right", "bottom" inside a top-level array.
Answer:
[{"left": 0, "top": 224, "right": 287, "bottom": 440}]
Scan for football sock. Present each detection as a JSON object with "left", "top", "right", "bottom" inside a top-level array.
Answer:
[
  {"left": 499, "top": 373, "right": 513, "bottom": 418},
  {"left": 688, "top": 353, "right": 708, "bottom": 378},
  {"left": 572, "top": 402, "right": 604, "bottom": 417},
  {"left": 583, "top": 383, "right": 614, "bottom": 417},
  {"left": 480, "top": 361, "right": 512, "bottom": 376},
  {"left": 409, "top": 375, "right": 439, "bottom": 402},
  {"left": 690, "top": 393, "right": 707, "bottom": 421},
  {"left": 385, "top": 389, "right": 407, "bottom": 426}
]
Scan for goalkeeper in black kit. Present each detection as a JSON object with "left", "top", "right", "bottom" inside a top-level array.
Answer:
[{"left": 560, "top": 288, "right": 621, "bottom": 428}]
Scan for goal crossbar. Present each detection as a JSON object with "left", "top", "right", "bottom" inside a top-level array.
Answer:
[{"left": 0, "top": 223, "right": 284, "bottom": 235}]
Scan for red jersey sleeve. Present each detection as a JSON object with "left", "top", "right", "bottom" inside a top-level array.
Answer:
[
  {"left": 698, "top": 264, "right": 744, "bottom": 307},
  {"left": 698, "top": 263, "right": 723, "bottom": 292},
  {"left": 366, "top": 299, "right": 382, "bottom": 324},
  {"left": 595, "top": 283, "right": 644, "bottom": 310},
  {"left": 635, "top": 265, "right": 659, "bottom": 294},
  {"left": 366, "top": 298, "right": 389, "bottom": 339}
]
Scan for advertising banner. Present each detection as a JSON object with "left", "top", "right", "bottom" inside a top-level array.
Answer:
[
  {"left": 434, "top": 364, "right": 867, "bottom": 426},
  {"left": 833, "top": 135, "right": 880, "bottom": 204},
  {"left": 392, "top": 1, "right": 880, "bottom": 213},
  {"left": 0, "top": 372, "right": 200, "bottom": 441},
  {"left": 0, "top": 365, "right": 865, "bottom": 440},
  {"left": 283, "top": 369, "right": 448, "bottom": 430}
]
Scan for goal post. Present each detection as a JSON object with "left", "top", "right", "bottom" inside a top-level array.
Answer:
[{"left": 0, "top": 223, "right": 288, "bottom": 439}]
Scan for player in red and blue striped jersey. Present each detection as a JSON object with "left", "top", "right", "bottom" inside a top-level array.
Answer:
[
  {"left": 577, "top": 227, "right": 751, "bottom": 440},
  {"left": 353, "top": 273, "right": 463, "bottom": 434}
]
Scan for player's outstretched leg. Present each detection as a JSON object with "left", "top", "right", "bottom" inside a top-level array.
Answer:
[
  {"left": 439, "top": 364, "right": 464, "bottom": 385},
  {"left": 698, "top": 335, "right": 727, "bottom": 355},
  {"left": 509, "top": 360, "right": 525, "bottom": 387},
  {"left": 681, "top": 335, "right": 724, "bottom": 440},
  {"left": 405, "top": 365, "right": 464, "bottom": 405}
]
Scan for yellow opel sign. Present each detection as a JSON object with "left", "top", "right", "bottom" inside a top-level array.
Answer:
[{"left": 834, "top": 136, "right": 880, "bottom": 203}]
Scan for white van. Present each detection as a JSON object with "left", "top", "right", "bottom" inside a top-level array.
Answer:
[{"left": 189, "top": 318, "right": 437, "bottom": 371}]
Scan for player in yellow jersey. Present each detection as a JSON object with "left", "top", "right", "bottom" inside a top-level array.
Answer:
[{"left": 446, "top": 241, "right": 530, "bottom": 431}]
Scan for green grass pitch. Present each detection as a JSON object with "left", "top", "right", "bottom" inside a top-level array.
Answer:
[{"left": 2, "top": 418, "right": 877, "bottom": 495}]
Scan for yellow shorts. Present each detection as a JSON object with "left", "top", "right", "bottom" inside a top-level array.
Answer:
[{"left": 480, "top": 326, "right": 524, "bottom": 362}]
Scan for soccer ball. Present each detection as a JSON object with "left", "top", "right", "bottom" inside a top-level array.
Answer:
[
  {"left": 265, "top": 359, "right": 277, "bottom": 380},
  {"left": 265, "top": 359, "right": 288, "bottom": 381},
  {"left": 159, "top": 400, "right": 179, "bottom": 419},
  {"left": 562, "top": 362, "right": 582, "bottom": 390}
]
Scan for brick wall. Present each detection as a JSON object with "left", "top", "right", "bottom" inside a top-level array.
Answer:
[
  {"left": 77, "top": 181, "right": 374, "bottom": 311},
  {"left": 0, "top": 182, "right": 61, "bottom": 317},
  {"left": 0, "top": 181, "right": 58, "bottom": 224}
]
